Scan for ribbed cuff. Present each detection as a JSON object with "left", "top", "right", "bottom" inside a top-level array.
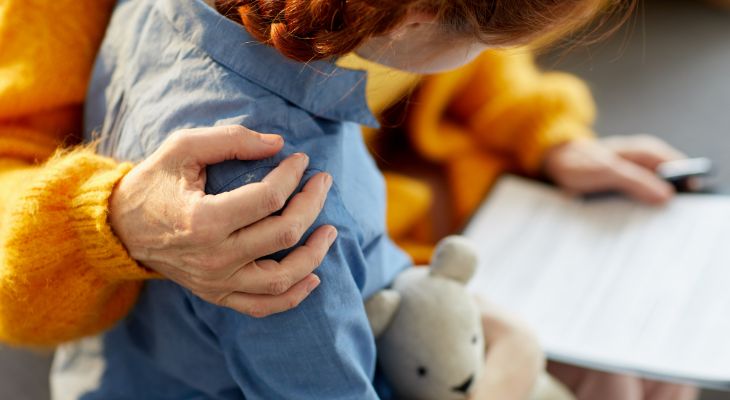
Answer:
[{"left": 70, "top": 159, "right": 160, "bottom": 281}]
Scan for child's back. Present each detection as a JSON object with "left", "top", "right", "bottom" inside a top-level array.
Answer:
[{"left": 60, "top": 0, "right": 411, "bottom": 398}]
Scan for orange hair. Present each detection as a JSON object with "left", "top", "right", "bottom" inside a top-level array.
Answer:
[{"left": 215, "top": 0, "right": 636, "bottom": 62}]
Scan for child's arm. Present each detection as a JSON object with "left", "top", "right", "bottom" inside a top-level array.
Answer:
[
  {"left": 187, "top": 169, "right": 395, "bottom": 399},
  {"left": 190, "top": 225, "right": 382, "bottom": 398}
]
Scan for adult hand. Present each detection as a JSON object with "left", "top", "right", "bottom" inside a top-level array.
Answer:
[
  {"left": 109, "top": 125, "right": 336, "bottom": 317},
  {"left": 542, "top": 135, "right": 685, "bottom": 204}
]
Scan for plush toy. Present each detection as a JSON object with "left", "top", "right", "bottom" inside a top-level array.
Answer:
[{"left": 365, "top": 236, "right": 574, "bottom": 400}]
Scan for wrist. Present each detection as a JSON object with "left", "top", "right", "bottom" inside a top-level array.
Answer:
[
  {"left": 107, "top": 167, "right": 151, "bottom": 266},
  {"left": 540, "top": 140, "right": 573, "bottom": 182},
  {"left": 72, "top": 161, "right": 156, "bottom": 280},
  {"left": 540, "top": 137, "right": 597, "bottom": 183}
]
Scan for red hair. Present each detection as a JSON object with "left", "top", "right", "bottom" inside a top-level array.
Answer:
[{"left": 215, "top": 0, "right": 636, "bottom": 62}]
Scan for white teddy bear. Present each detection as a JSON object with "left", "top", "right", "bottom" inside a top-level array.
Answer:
[{"left": 365, "top": 236, "right": 574, "bottom": 400}]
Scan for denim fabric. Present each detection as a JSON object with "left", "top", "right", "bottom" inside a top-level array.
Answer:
[{"left": 79, "top": 0, "right": 411, "bottom": 398}]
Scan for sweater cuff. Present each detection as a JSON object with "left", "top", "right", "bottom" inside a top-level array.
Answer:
[
  {"left": 518, "top": 117, "right": 596, "bottom": 175},
  {"left": 70, "top": 161, "right": 160, "bottom": 281}
]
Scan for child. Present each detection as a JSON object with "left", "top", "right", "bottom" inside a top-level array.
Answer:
[{"left": 53, "top": 0, "right": 655, "bottom": 398}]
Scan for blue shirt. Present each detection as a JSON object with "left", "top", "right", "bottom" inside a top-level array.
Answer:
[{"left": 79, "top": 0, "right": 411, "bottom": 398}]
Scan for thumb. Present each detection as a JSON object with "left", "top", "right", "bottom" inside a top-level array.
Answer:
[
  {"left": 606, "top": 158, "right": 674, "bottom": 204},
  {"left": 165, "top": 125, "right": 284, "bottom": 166}
]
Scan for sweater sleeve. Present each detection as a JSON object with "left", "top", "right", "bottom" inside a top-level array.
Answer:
[
  {"left": 410, "top": 49, "right": 597, "bottom": 175},
  {"left": 0, "top": 149, "right": 157, "bottom": 347},
  {"left": 0, "top": 0, "right": 155, "bottom": 347}
]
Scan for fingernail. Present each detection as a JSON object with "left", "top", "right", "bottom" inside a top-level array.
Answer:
[
  {"left": 260, "top": 134, "right": 282, "bottom": 146},
  {"left": 322, "top": 173, "right": 333, "bottom": 191},
  {"left": 327, "top": 227, "right": 338, "bottom": 245},
  {"left": 292, "top": 152, "right": 309, "bottom": 164},
  {"left": 307, "top": 276, "right": 321, "bottom": 293}
]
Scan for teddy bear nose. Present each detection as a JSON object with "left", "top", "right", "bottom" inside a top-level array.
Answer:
[{"left": 452, "top": 374, "right": 474, "bottom": 394}]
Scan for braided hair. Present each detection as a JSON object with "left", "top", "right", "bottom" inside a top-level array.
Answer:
[{"left": 215, "top": 0, "right": 635, "bottom": 62}]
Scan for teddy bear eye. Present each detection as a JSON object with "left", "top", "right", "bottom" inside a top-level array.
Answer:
[
  {"left": 417, "top": 366, "right": 428, "bottom": 377},
  {"left": 472, "top": 335, "right": 478, "bottom": 344}
]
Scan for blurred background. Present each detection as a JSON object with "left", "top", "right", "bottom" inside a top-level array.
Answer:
[
  {"left": 542, "top": 0, "right": 730, "bottom": 398},
  {"left": 3, "top": 0, "right": 729, "bottom": 398}
]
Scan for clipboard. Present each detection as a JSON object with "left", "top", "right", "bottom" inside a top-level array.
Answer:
[{"left": 464, "top": 175, "right": 730, "bottom": 388}]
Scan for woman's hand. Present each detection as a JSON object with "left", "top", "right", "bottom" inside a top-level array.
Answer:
[
  {"left": 543, "top": 135, "right": 685, "bottom": 204},
  {"left": 109, "top": 125, "right": 336, "bottom": 317}
]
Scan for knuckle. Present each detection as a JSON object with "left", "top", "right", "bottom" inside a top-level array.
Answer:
[
  {"left": 223, "top": 125, "right": 248, "bottom": 138},
  {"left": 264, "top": 185, "right": 287, "bottom": 212},
  {"left": 298, "top": 247, "right": 324, "bottom": 270},
  {"left": 167, "top": 129, "right": 193, "bottom": 150},
  {"left": 200, "top": 256, "right": 226, "bottom": 272},
  {"left": 187, "top": 272, "right": 211, "bottom": 289},
  {"left": 285, "top": 295, "right": 303, "bottom": 311},
  {"left": 267, "top": 274, "right": 292, "bottom": 296},
  {"left": 184, "top": 252, "right": 224, "bottom": 274},
  {"left": 187, "top": 206, "right": 217, "bottom": 244},
  {"left": 309, "top": 247, "right": 327, "bottom": 267},
  {"left": 245, "top": 304, "right": 271, "bottom": 319},
  {"left": 277, "top": 223, "right": 302, "bottom": 248}
]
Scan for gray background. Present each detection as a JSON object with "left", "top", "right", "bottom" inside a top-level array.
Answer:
[
  {"left": 540, "top": 1, "right": 730, "bottom": 398},
  {"left": 2, "top": 0, "right": 729, "bottom": 398}
]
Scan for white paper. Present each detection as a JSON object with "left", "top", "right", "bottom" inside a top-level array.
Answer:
[{"left": 464, "top": 176, "right": 730, "bottom": 387}]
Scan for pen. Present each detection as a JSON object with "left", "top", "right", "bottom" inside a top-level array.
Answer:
[{"left": 656, "top": 157, "right": 715, "bottom": 193}]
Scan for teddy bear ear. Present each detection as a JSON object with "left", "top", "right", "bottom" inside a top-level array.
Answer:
[
  {"left": 364, "top": 290, "right": 401, "bottom": 338},
  {"left": 429, "top": 235, "right": 478, "bottom": 284}
]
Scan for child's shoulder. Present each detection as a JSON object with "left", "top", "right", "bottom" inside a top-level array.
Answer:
[{"left": 93, "top": 0, "right": 377, "bottom": 161}]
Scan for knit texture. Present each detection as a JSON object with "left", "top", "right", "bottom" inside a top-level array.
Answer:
[
  {"left": 390, "top": 49, "right": 596, "bottom": 262},
  {"left": 0, "top": 0, "right": 155, "bottom": 347}
]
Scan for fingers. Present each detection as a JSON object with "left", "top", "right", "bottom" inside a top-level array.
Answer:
[
  {"left": 602, "top": 135, "right": 686, "bottom": 170},
  {"left": 231, "top": 172, "right": 333, "bottom": 259},
  {"left": 602, "top": 158, "right": 674, "bottom": 204},
  {"left": 548, "top": 136, "right": 679, "bottom": 204},
  {"left": 219, "top": 225, "right": 337, "bottom": 295},
  {"left": 218, "top": 274, "right": 321, "bottom": 318},
  {"left": 164, "top": 125, "right": 284, "bottom": 166},
  {"left": 201, "top": 153, "right": 311, "bottom": 233}
]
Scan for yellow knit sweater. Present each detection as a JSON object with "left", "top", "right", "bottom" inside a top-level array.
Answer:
[
  {"left": 0, "top": 0, "right": 155, "bottom": 347},
  {"left": 0, "top": 1, "right": 596, "bottom": 347}
]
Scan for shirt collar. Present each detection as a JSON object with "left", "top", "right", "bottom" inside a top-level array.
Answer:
[{"left": 156, "top": 0, "right": 379, "bottom": 127}]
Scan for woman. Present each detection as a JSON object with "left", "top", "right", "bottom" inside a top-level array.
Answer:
[
  {"left": 50, "top": 0, "right": 696, "bottom": 398},
  {"left": 5, "top": 3, "right": 700, "bottom": 400},
  {"left": 0, "top": 0, "right": 334, "bottom": 346}
]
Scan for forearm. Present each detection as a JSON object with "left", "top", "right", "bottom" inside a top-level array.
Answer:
[
  {"left": 0, "top": 149, "right": 155, "bottom": 347},
  {"left": 412, "top": 50, "right": 597, "bottom": 175},
  {"left": 471, "top": 63, "right": 598, "bottom": 175},
  {"left": 192, "top": 236, "right": 382, "bottom": 399}
]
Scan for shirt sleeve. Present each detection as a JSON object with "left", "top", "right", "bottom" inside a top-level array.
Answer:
[{"left": 188, "top": 167, "right": 381, "bottom": 400}]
